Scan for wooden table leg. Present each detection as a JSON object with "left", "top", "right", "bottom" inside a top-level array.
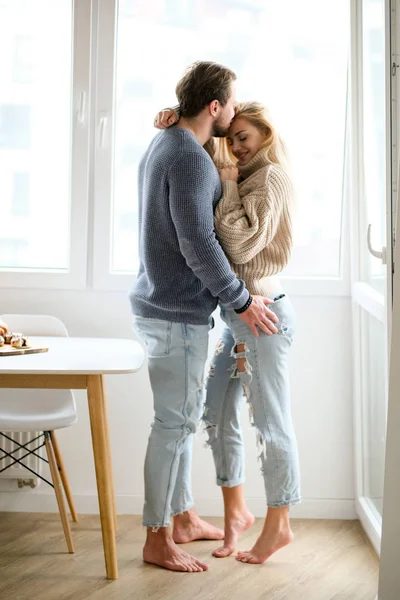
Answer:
[
  {"left": 98, "top": 374, "right": 118, "bottom": 531},
  {"left": 87, "top": 374, "right": 118, "bottom": 580}
]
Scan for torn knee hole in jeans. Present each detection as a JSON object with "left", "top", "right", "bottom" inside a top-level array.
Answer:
[
  {"left": 277, "top": 322, "right": 288, "bottom": 336},
  {"left": 256, "top": 431, "right": 268, "bottom": 463},
  {"left": 241, "top": 381, "right": 268, "bottom": 464},
  {"left": 191, "top": 377, "right": 205, "bottom": 400},
  {"left": 215, "top": 339, "right": 225, "bottom": 355},
  {"left": 202, "top": 409, "right": 219, "bottom": 445},
  {"left": 229, "top": 342, "right": 252, "bottom": 378},
  {"left": 205, "top": 339, "right": 224, "bottom": 386},
  {"left": 207, "top": 365, "right": 216, "bottom": 381}
]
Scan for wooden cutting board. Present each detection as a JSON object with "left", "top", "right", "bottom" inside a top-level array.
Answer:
[{"left": 0, "top": 345, "right": 49, "bottom": 357}]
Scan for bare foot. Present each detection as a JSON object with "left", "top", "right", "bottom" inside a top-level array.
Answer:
[
  {"left": 213, "top": 509, "right": 255, "bottom": 558},
  {"left": 173, "top": 509, "right": 224, "bottom": 544},
  {"left": 143, "top": 537, "right": 208, "bottom": 572},
  {"left": 236, "top": 525, "right": 294, "bottom": 564}
]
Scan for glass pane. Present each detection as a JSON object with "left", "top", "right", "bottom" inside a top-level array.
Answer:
[
  {"left": 362, "top": 309, "right": 387, "bottom": 516},
  {"left": 0, "top": 0, "right": 72, "bottom": 271},
  {"left": 362, "top": 0, "right": 386, "bottom": 291},
  {"left": 112, "top": 0, "right": 349, "bottom": 275}
]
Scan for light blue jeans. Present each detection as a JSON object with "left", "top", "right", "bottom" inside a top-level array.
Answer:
[
  {"left": 204, "top": 295, "right": 301, "bottom": 507},
  {"left": 132, "top": 316, "right": 212, "bottom": 528}
]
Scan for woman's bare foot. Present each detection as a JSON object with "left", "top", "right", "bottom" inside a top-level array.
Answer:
[
  {"left": 143, "top": 527, "right": 208, "bottom": 572},
  {"left": 213, "top": 508, "right": 255, "bottom": 558},
  {"left": 236, "top": 523, "right": 294, "bottom": 564},
  {"left": 173, "top": 509, "right": 224, "bottom": 544}
]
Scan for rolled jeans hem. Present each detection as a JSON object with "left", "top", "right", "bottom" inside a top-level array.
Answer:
[
  {"left": 143, "top": 521, "right": 171, "bottom": 529},
  {"left": 217, "top": 476, "right": 245, "bottom": 488},
  {"left": 171, "top": 503, "right": 194, "bottom": 517},
  {"left": 267, "top": 497, "right": 301, "bottom": 508}
]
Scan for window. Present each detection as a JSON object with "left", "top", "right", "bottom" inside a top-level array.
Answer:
[
  {"left": 0, "top": 0, "right": 90, "bottom": 287},
  {"left": 12, "top": 172, "right": 30, "bottom": 217},
  {"left": 361, "top": 0, "right": 386, "bottom": 287},
  {"left": 0, "top": 105, "right": 31, "bottom": 149},
  {"left": 109, "top": 0, "right": 349, "bottom": 278},
  {"left": 13, "top": 35, "right": 33, "bottom": 83}
]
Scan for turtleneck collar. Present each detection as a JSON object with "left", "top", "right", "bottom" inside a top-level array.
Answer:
[{"left": 237, "top": 149, "right": 270, "bottom": 180}]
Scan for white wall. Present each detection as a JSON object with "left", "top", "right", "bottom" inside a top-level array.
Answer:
[{"left": 0, "top": 289, "right": 355, "bottom": 519}]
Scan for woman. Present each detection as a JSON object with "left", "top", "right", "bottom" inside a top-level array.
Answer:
[{"left": 155, "top": 102, "right": 300, "bottom": 564}]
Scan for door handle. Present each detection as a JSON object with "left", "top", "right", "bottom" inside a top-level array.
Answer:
[
  {"left": 77, "top": 91, "right": 86, "bottom": 125},
  {"left": 99, "top": 113, "right": 108, "bottom": 149},
  {"left": 367, "top": 224, "right": 387, "bottom": 264}
]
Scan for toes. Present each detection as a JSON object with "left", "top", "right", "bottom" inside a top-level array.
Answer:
[
  {"left": 184, "top": 553, "right": 208, "bottom": 571},
  {"left": 235, "top": 551, "right": 262, "bottom": 564},
  {"left": 185, "top": 565, "right": 194, "bottom": 572},
  {"left": 187, "top": 559, "right": 201, "bottom": 572},
  {"left": 194, "top": 559, "right": 208, "bottom": 571},
  {"left": 236, "top": 551, "right": 251, "bottom": 563},
  {"left": 213, "top": 546, "right": 234, "bottom": 558},
  {"left": 180, "top": 552, "right": 207, "bottom": 572}
]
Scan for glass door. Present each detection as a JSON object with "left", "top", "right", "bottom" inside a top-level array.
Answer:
[{"left": 352, "top": 0, "right": 394, "bottom": 553}]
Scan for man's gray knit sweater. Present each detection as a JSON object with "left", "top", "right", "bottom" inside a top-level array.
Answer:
[{"left": 129, "top": 126, "right": 249, "bottom": 325}]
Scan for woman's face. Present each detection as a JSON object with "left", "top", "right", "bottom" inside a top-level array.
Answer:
[{"left": 227, "top": 116, "right": 265, "bottom": 165}]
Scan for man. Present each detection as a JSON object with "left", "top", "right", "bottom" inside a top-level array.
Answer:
[{"left": 130, "top": 61, "right": 278, "bottom": 573}]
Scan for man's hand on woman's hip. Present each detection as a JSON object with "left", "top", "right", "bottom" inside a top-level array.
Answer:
[{"left": 238, "top": 295, "right": 279, "bottom": 337}]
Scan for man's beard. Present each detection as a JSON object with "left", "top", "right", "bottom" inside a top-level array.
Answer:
[{"left": 212, "top": 117, "right": 229, "bottom": 138}]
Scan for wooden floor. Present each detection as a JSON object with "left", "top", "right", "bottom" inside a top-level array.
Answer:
[{"left": 0, "top": 514, "right": 379, "bottom": 600}]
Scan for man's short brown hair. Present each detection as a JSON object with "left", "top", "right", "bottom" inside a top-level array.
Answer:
[{"left": 176, "top": 61, "right": 236, "bottom": 119}]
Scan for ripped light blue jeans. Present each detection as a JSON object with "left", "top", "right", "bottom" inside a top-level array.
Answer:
[
  {"left": 204, "top": 295, "right": 301, "bottom": 507},
  {"left": 132, "top": 316, "right": 212, "bottom": 528}
]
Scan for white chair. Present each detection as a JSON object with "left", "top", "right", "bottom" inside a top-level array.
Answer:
[{"left": 0, "top": 314, "right": 78, "bottom": 553}]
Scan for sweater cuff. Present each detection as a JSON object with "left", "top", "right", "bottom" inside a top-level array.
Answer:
[
  {"left": 230, "top": 287, "right": 250, "bottom": 311},
  {"left": 222, "top": 180, "right": 241, "bottom": 202}
]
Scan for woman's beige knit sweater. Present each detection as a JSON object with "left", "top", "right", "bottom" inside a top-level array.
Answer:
[{"left": 214, "top": 149, "right": 293, "bottom": 297}]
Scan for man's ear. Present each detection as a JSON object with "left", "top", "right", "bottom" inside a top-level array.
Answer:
[{"left": 209, "top": 100, "right": 219, "bottom": 117}]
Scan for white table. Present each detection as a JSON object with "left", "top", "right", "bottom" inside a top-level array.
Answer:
[{"left": 0, "top": 336, "right": 145, "bottom": 580}]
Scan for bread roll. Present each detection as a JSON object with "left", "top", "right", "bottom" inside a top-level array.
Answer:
[
  {"left": 3, "top": 332, "right": 13, "bottom": 344},
  {"left": 11, "top": 337, "right": 24, "bottom": 348}
]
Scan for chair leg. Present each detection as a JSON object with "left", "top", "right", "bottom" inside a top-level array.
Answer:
[
  {"left": 50, "top": 430, "right": 78, "bottom": 522},
  {"left": 44, "top": 432, "right": 75, "bottom": 554}
]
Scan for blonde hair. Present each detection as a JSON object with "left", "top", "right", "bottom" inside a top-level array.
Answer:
[{"left": 209, "top": 102, "right": 290, "bottom": 172}]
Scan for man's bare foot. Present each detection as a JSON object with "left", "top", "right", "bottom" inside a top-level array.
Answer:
[
  {"left": 172, "top": 509, "right": 224, "bottom": 544},
  {"left": 213, "top": 509, "right": 255, "bottom": 558},
  {"left": 143, "top": 533, "right": 208, "bottom": 572},
  {"left": 236, "top": 525, "right": 294, "bottom": 564}
]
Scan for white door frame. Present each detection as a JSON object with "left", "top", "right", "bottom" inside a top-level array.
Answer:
[
  {"left": 378, "top": 0, "right": 400, "bottom": 593},
  {"left": 351, "top": 0, "right": 396, "bottom": 557}
]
